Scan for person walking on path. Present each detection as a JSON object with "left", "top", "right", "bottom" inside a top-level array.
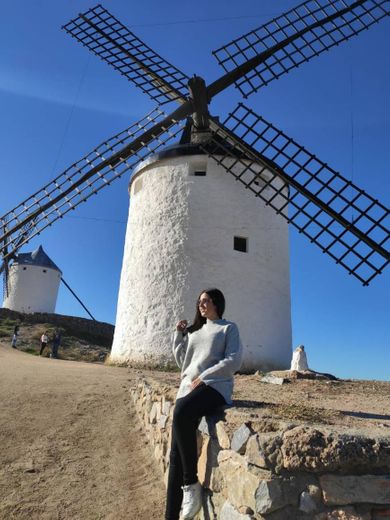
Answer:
[
  {"left": 11, "top": 326, "right": 19, "bottom": 349},
  {"left": 165, "top": 288, "right": 242, "bottom": 520},
  {"left": 39, "top": 332, "right": 49, "bottom": 356}
]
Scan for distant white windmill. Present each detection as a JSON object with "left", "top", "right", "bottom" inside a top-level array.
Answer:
[
  {"left": 2, "top": 244, "right": 96, "bottom": 320},
  {"left": 2, "top": 245, "right": 62, "bottom": 314}
]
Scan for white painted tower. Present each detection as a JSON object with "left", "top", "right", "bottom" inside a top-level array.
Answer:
[
  {"left": 3, "top": 245, "right": 62, "bottom": 314},
  {"left": 111, "top": 137, "right": 292, "bottom": 372}
]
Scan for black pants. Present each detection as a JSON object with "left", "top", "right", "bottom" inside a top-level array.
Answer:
[
  {"left": 39, "top": 342, "right": 47, "bottom": 355},
  {"left": 51, "top": 343, "right": 59, "bottom": 358},
  {"left": 165, "top": 384, "right": 226, "bottom": 520}
]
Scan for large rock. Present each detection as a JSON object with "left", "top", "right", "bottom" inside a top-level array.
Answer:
[
  {"left": 281, "top": 426, "right": 390, "bottom": 473},
  {"left": 231, "top": 424, "right": 252, "bottom": 454},
  {"left": 260, "top": 374, "right": 287, "bottom": 385},
  {"left": 149, "top": 401, "right": 160, "bottom": 424},
  {"left": 255, "top": 479, "right": 285, "bottom": 514},
  {"left": 216, "top": 421, "right": 231, "bottom": 449},
  {"left": 210, "top": 466, "right": 224, "bottom": 493},
  {"left": 255, "top": 475, "right": 310, "bottom": 514},
  {"left": 217, "top": 450, "right": 270, "bottom": 511},
  {"left": 320, "top": 474, "right": 390, "bottom": 505},
  {"left": 245, "top": 434, "right": 267, "bottom": 468},
  {"left": 245, "top": 433, "right": 283, "bottom": 471},
  {"left": 158, "top": 414, "right": 168, "bottom": 429},
  {"left": 162, "top": 399, "right": 172, "bottom": 416}
]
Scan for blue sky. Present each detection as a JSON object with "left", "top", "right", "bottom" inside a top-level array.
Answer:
[{"left": 1, "top": 1, "right": 389, "bottom": 380}]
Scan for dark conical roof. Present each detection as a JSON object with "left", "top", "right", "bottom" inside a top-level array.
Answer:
[{"left": 15, "top": 245, "right": 62, "bottom": 273}]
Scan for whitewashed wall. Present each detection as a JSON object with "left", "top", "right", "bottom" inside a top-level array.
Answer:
[
  {"left": 111, "top": 154, "right": 292, "bottom": 371},
  {"left": 3, "top": 263, "right": 61, "bottom": 314}
]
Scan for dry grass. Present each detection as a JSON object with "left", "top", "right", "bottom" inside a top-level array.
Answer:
[{"left": 0, "top": 315, "right": 110, "bottom": 363}]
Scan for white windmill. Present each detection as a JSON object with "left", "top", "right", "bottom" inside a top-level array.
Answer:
[
  {"left": 2, "top": 245, "right": 62, "bottom": 314},
  {"left": 0, "top": 1, "right": 389, "bottom": 371},
  {"left": 112, "top": 125, "right": 291, "bottom": 371}
]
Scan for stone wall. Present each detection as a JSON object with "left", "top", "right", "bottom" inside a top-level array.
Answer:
[{"left": 130, "top": 376, "right": 390, "bottom": 520}]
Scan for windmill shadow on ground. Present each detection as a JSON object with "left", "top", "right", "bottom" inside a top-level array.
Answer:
[{"left": 341, "top": 410, "right": 390, "bottom": 421}]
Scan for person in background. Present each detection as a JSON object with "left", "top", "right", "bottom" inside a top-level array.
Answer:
[
  {"left": 51, "top": 330, "right": 62, "bottom": 359},
  {"left": 39, "top": 331, "right": 49, "bottom": 356},
  {"left": 165, "top": 288, "right": 242, "bottom": 520},
  {"left": 11, "top": 325, "right": 19, "bottom": 349}
]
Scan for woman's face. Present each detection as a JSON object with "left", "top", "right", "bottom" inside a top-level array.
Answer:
[{"left": 198, "top": 292, "right": 219, "bottom": 320}]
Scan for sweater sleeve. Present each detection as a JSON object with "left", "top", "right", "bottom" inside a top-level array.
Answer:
[
  {"left": 198, "top": 323, "right": 243, "bottom": 382},
  {"left": 172, "top": 331, "right": 188, "bottom": 369}
]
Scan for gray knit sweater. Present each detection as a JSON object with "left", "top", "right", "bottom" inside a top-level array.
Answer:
[{"left": 172, "top": 318, "right": 243, "bottom": 405}]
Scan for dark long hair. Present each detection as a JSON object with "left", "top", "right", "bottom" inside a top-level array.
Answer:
[{"left": 187, "top": 288, "right": 225, "bottom": 333}]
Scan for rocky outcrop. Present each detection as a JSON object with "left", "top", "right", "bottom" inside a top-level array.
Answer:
[{"left": 281, "top": 426, "right": 389, "bottom": 474}]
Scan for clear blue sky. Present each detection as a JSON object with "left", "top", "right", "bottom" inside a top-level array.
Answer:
[{"left": 1, "top": 1, "right": 389, "bottom": 380}]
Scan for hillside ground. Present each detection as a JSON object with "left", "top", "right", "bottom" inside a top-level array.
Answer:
[
  {"left": 0, "top": 340, "right": 166, "bottom": 520},
  {"left": 0, "top": 312, "right": 111, "bottom": 363}
]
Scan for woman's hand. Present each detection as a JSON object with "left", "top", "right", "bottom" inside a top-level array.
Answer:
[
  {"left": 176, "top": 320, "right": 188, "bottom": 332},
  {"left": 191, "top": 377, "right": 203, "bottom": 390}
]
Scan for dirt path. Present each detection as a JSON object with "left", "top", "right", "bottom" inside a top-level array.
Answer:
[{"left": 0, "top": 341, "right": 166, "bottom": 520}]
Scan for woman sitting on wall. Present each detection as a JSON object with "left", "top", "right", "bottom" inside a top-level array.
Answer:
[{"left": 165, "top": 288, "right": 243, "bottom": 520}]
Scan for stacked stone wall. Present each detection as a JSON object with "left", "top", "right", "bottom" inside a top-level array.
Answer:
[{"left": 130, "top": 377, "right": 390, "bottom": 520}]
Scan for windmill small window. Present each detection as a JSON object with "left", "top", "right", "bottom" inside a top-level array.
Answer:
[
  {"left": 234, "top": 236, "right": 248, "bottom": 253},
  {"left": 190, "top": 162, "right": 207, "bottom": 176}
]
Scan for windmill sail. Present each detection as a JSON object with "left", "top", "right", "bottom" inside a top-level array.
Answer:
[
  {"left": 0, "top": 109, "right": 184, "bottom": 262},
  {"left": 212, "top": 0, "right": 388, "bottom": 98},
  {"left": 63, "top": 4, "right": 189, "bottom": 105},
  {"left": 1, "top": 0, "right": 389, "bottom": 288},
  {"left": 205, "top": 107, "right": 389, "bottom": 284}
]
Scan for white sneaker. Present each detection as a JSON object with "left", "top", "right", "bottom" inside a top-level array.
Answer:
[{"left": 182, "top": 481, "right": 202, "bottom": 519}]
